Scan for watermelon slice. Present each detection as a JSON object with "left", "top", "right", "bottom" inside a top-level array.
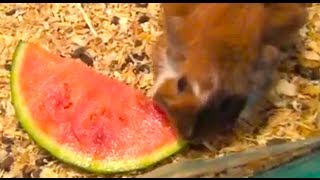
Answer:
[{"left": 10, "top": 41, "right": 186, "bottom": 174}]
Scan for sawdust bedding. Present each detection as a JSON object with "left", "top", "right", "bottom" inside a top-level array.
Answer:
[{"left": 0, "top": 3, "right": 319, "bottom": 178}]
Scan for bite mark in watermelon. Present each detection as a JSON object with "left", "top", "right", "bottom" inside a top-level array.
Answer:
[{"left": 10, "top": 41, "right": 186, "bottom": 174}]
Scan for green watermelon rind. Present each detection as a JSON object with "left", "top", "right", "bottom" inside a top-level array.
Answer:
[{"left": 10, "top": 40, "right": 187, "bottom": 174}]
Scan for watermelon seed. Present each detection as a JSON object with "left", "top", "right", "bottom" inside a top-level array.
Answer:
[
  {"left": 1, "top": 136, "right": 14, "bottom": 145},
  {"left": 138, "top": 15, "right": 150, "bottom": 24},
  {"left": 80, "top": 55, "right": 94, "bottom": 66},
  {"left": 111, "top": 16, "right": 120, "bottom": 25},
  {"left": 0, "top": 156, "right": 14, "bottom": 172},
  {"left": 71, "top": 47, "right": 85, "bottom": 57},
  {"left": 71, "top": 47, "right": 94, "bottom": 67},
  {"left": 134, "top": 40, "right": 143, "bottom": 47},
  {"left": 5, "top": 9, "right": 16, "bottom": 16},
  {"left": 63, "top": 102, "right": 73, "bottom": 109}
]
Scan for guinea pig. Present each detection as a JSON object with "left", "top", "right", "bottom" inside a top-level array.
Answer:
[{"left": 151, "top": 3, "right": 307, "bottom": 143}]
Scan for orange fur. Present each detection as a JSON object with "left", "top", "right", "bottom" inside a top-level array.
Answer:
[{"left": 152, "top": 3, "right": 307, "bottom": 141}]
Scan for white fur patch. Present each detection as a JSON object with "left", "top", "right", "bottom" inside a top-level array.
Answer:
[
  {"left": 191, "top": 82, "right": 201, "bottom": 97},
  {"left": 190, "top": 74, "right": 218, "bottom": 105},
  {"left": 151, "top": 53, "right": 179, "bottom": 97},
  {"left": 190, "top": 82, "right": 210, "bottom": 105}
]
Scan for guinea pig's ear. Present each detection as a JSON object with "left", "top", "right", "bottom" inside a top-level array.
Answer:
[{"left": 165, "top": 16, "right": 185, "bottom": 50}]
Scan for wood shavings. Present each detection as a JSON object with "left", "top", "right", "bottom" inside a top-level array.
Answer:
[
  {"left": 0, "top": 3, "right": 319, "bottom": 178},
  {"left": 76, "top": 3, "right": 97, "bottom": 37},
  {"left": 303, "top": 50, "right": 320, "bottom": 61},
  {"left": 40, "top": 167, "right": 59, "bottom": 178},
  {"left": 275, "top": 79, "right": 298, "bottom": 97},
  {"left": 300, "top": 84, "right": 320, "bottom": 96}
]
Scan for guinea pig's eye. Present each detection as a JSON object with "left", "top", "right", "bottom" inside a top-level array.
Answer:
[{"left": 177, "top": 76, "right": 188, "bottom": 93}]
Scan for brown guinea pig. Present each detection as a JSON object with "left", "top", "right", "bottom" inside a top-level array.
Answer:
[{"left": 151, "top": 3, "right": 307, "bottom": 142}]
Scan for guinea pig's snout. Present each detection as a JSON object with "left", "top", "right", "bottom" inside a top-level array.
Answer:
[{"left": 152, "top": 93, "right": 197, "bottom": 140}]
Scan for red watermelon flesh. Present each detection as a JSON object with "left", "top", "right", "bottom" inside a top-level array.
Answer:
[{"left": 11, "top": 41, "right": 185, "bottom": 173}]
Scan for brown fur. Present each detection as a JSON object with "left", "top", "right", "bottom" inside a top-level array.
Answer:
[{"left": 152, "top": 3, "right": 307, "bottom": 143}]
